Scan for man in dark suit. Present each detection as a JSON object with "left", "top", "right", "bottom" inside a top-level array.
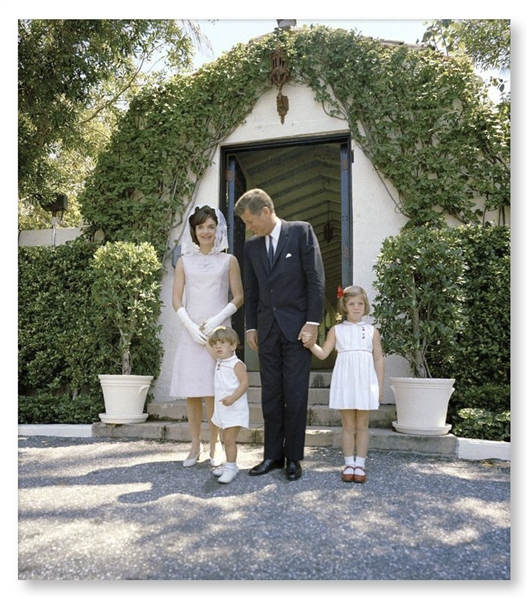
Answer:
[{"left": 234, "top": 189, "right": 325, "bottom": 480}]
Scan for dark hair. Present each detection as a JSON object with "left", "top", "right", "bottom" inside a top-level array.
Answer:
[
  {"left": 208, "top": 326, "right": 240, "bottom": 347},
  {"left": 337, "top": 285, "right": 371, "bottom": 317},
  {"left": 234, "top": 188, "right": 275, "bottom": 217},
  {"left": 189, "top": 206, "right": 218, "bottom": 245}
]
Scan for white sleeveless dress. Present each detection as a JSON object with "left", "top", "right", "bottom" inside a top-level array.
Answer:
[
  {"left": 169, "top": 252, "right": 232, "bottom": 398},
  {"left": 211, "top": 355, "right": 249, "bottom": 429},
  {"left": 328, "top": 320, "right": 380, "bottom": 411}
]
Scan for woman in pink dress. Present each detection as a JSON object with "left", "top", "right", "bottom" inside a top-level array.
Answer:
[{"left": 170, "top": 205, "right": 243, "bottom": 468}]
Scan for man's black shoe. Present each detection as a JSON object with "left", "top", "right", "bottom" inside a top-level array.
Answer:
[
  {"left": 248, "top": 459, "right": 285, "bottom": 476},
  {"left": 286, "top": 459, "right": 302, "bottom": 481}
]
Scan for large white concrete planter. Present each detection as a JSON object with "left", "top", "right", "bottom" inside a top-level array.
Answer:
[
  {"left": 390, "top": 377, "right": 455, "bottom": 436},
  {"left": 98, "top": 374, "right": 153, "bottom": 424}
]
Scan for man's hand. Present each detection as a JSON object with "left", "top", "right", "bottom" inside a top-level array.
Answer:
[
  {"left": 246, "top": 330, "right": 258, "bottom": 352},
  {"left": 299, "top": 323, "right": 318, "bottom": 348}
]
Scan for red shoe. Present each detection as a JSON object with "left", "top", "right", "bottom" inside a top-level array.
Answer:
[
  {"left": 341, "top": 465, "right": 355, "bottom": 482},
  {"left": 353, "top": 466, "right": 366, "bottom": 483}
]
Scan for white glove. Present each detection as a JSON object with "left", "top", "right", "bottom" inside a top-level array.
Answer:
[
  {"left": 177, "top": 307, "right": 208, "bottom": 345},
  {"left": 201, "top": 302, "right": 238, "bottom": 336}
]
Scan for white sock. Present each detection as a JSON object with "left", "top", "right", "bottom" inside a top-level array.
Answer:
[
  {"left": 224, "top": 462, "right": 237, "bottom": 471},
  {"left": 356, "top": 456, "right": 366, "bottom": 469},
  {"left": 344, "top": 456, "right": 355, "bottom": 467}
]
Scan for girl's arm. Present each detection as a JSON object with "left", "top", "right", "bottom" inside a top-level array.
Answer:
[
  {"left": 309, "top": 326, "right": 336, "bottom": 360},
  {"left": 372, "top": 328, "right": 385, "bottom": 401},
  {"left": 221, "top": 362, "right": 249, "bottom": 406}
]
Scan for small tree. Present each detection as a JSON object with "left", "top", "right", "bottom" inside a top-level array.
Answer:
[
  {"left": 372, "top": 226, "right": 466, "bottom": 378},
  {"left": 91, "top": 241, "right": 162, "bottom": 376}
]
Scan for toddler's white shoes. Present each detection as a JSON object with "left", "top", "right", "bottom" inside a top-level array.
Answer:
[{"left": 217, "top": 464, "right": 238, "bottom": 484}]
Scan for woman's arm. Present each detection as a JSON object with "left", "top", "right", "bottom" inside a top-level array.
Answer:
[
  {"left": 172, "top": 258, "right": 185, "bottom": 312},
  {"left": 228, "top": 255, "right": 244, "bottom": 309}
]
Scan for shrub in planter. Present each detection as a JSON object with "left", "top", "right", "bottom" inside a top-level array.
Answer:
[
  {"left": 91, "top": 241, "right": 163, "bottom": 377},
  {"left": 372, "top": 225, "right": 466, "bottom": 379},
  {"left": 91, "top": 241, "right": 163, "bottom": 423},
  {"left": 372, "top": 225, "right": 466, "bottom": 435}
]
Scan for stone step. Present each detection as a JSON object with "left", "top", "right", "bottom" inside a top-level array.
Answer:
[
  {"left": 247, "top": 371, "right": 332, "bottom": 388},
  {"left": 147, "top": 400, "right": 397, "bottom": 429},
  {"left": 92, "top": 421, "right": 458, "bottom": 458}
]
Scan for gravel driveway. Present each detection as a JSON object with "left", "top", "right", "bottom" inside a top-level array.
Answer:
[{"left": 18, "top": 435, "right": 510, "bottom": 581}]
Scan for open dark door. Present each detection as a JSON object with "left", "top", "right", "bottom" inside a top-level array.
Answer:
[
  {"left": 223, "top": 155, "right": 247, "bottom": 360},
  {"left": 340, "top": 141, "right": 353, "bottom": 287}
]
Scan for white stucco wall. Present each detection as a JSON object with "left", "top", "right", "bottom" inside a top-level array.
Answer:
[
  {"left": 154, "top": 82, "right": 411, "bottom": 403},
  {"left": 18, "top": 228, "right": 82, "bottom": 247}
]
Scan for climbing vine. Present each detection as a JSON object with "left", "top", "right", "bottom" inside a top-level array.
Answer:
[{"left": 80, "top": 25, "right": 510, "bottom": 258}]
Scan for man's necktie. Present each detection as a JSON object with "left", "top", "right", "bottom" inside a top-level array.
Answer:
[{"left": 268, "top": 236, "right": 274, "bottom": 266}]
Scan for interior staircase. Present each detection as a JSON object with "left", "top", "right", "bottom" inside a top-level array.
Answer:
[{"left": 92, "top": 371, "right": 458, "bottom": 457}]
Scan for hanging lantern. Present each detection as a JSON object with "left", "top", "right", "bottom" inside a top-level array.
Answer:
[
  {"left": 270, "top": 47, "right": 290, "bottom": 124},
  {"left": 270, "top": 47, "right": 290, "bottom": 88}
]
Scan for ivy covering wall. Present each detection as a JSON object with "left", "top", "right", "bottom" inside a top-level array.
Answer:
[{"left": 80, "top": 25, "right": 510, "bottom": 258}]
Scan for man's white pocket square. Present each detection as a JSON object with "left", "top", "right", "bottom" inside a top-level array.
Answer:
[{"left": 286, "top": 253, "right": 292, "bottom": 258}]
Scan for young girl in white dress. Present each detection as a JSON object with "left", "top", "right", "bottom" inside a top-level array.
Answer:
[
  {"left": 206, "top": 326, "right": 249, "bottom": 484},
  {"left": 305, "top": 285, "right": 384, "bottom": 483},
  {"left": 170, "top": 205, "right": 243, "bottom": 469}
]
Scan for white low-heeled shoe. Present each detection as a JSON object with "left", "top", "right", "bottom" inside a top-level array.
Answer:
[
  {"left": 210, "top": 442, "right": 224, "bottom": 467},
  {"left": 183, "top": 444, "right": 203, "bottom": 468},
  {"left": 212, "top": 465, "right": 224, "bottom": 477}
]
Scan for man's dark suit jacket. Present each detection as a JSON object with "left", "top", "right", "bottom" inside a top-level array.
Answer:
[{"left": 243, "top": 219, "right": 325, "bottom": 342}]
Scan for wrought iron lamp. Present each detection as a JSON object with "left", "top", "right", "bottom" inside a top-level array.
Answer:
[{"left": 270, "top": 46, "right": 290, "bottom": 123}]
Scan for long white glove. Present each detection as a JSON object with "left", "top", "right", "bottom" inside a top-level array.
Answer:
[
  {"left": 201, "top": 302, "right": 237, "bottom": 336},
  {"left": 177, "top": 307, "right": 208, "bottom": 345}
]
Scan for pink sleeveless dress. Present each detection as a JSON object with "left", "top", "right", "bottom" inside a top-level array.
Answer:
[{"left": 169, "top": 252, "right": 232, "bottom": 398}]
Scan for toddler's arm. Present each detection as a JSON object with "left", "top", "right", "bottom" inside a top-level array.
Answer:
[{"left": 220, "top": 361, "right": 249, "bottom": 406}]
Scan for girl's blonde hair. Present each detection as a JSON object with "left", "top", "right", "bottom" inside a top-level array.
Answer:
[
  {"left": 208, "top": 326, "right": 240, "bottom": 347},
  {"left": 337, "top": 285, "right": 371, "bottom": 317}
]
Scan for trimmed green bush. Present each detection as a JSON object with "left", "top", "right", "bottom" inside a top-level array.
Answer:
[
  {"left": 430, "top": 224, "right": 510, "bottom": 390},
  {"left": 91, "top": 241, "right": 163, "bottom": 376},
  {"left": 372, "top": 224, "right": 510, "bottom": 441},
  {"left": 448, "top": 383, "right": 510, "bottom": 441},
  {"left": 372, "top": 225, "right": 466, "bottom": 378},
  {"left": 452, "top": 408, "right": 510, "bottom": 442},
  {"left": 18, "top": 238, "right": 164, "bottom": 423}
]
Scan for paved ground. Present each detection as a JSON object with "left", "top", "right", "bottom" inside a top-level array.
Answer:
[{"left": 17, "top": 434, "right": 511, "bottom": 581}]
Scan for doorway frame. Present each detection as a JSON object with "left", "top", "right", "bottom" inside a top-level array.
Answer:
[{"left": 220, "top": 133, "right": 353, "bottom": 365}]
